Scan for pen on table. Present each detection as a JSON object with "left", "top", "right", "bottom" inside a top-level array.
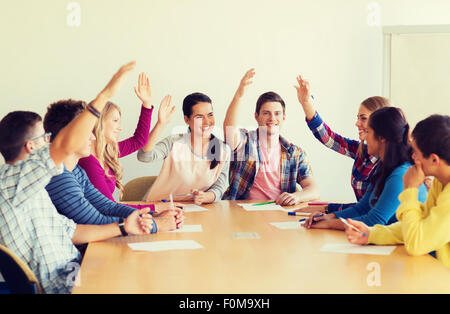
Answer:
[
  {"left": 288, "top": 212, "right": 311, "bottom": 216},
  {"left": 299, "top": 213, "right": 324, "bottom": 222},
  {"left": 160, "top": 200, "right": 184, "bottom": 210},
  {"left": 308, "top": 202, "right": 329, "bottom": 206},
  {"left": 339, "top": 218, "right": 367, "bottom": 237},
  {"left": 252, "top": 201, "right": 276, "bottom": 206}
]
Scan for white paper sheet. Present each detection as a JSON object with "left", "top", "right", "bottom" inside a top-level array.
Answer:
[
  {"left": 128, "top": 240, "right": 203, "bottom": 252},
  {"left": 269, "top": 221, "right": 304, "bottom": 230},
  {"left": 320, "top": 243, "right": 397, "bottom": 256},
  {"left": 238, "top": 203, "right": 288, "bottom": 212},
  {"left": 167, "top": 224, "right": 202, "bottom": 233},
  {"left": 182, "top": 204, "right": 208, "bottom": 212},
  {"left": 230, "top": 232, "right": 261, "bottom": 239}
]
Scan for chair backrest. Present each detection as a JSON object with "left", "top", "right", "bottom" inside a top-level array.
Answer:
[
  {"left": 120, "top": 176, "right": 157, "bottom": 202},
  {"left": 0, "top": 244, "right": 42, "bottom": 294}
]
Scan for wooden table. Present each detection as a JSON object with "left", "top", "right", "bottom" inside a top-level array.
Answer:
[{"left": 72, "top": 201, "right": 450, "bottom": 294}]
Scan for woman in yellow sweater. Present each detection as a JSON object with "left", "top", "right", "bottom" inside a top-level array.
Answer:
[{"left": 344, "top": 114, "right": 450, "bottom": 268}]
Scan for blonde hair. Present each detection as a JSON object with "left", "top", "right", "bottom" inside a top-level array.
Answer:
[
  {"left": 357, "top": 96, "right": 391, "bottom": 158},
  {"left": 93, "top": 101, "right": 125, "bottom": 197}
]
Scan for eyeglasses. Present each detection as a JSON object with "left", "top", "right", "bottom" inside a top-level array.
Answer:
[{"left": 28, "top": 132, "right": 52, "bottom": 143}]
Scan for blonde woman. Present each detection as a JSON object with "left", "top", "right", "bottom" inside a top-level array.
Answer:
[
  {"left": 78, "top": 73, "right": 154, "bottom": 206},
  {"left": 294, "top": 75, "right": 390, "bottom": 213}
]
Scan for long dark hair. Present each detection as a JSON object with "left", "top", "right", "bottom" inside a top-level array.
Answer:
[
  {"left": 182, "top": 92, "right": 221, "bottom": 170},
  {"left": 368, "top": 107, "right": 412, "bottom": 204}
]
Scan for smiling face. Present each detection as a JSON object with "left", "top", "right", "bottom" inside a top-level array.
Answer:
[
  {"left": 365, "top": 125, "right": 385, "bottom": 158},
  {"left": 355, "top": 104, "right": 373, "bottom": 141},
  {"left": 255, "top": 101, "right": 286, "bottom": 137},
  {"left": 103, "top": 107, "right": 122, "bottom": 144},
  {"left": 184, "top": 102, "right": 215, "bottom": 138}
]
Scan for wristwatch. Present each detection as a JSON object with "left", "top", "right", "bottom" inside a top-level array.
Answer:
[{"left": 118, "top": 218, "right": 128, "bottom": 236}]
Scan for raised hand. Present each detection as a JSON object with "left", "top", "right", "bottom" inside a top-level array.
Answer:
[
  {"left": 294, "top": 75, "right": 311, "bottom": 106},
  {"left": 100, "top": 61, "right": 136, "bottom": 100},
  {"left": 294, "top": 74, "right": 316, "bottom": 121},
  {"left": 235, "top": 68, "right": 255, "bottom": 99},
  {"left": 134, "top": 72, "right": 152, "bottom": 108},
  {"left": 157, "top": 95, "right": 176, "bottom": 126}
]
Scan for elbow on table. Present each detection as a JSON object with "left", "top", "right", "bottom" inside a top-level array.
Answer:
[
  {"left": 404, "top": 235, "right": 431, "bottom": 257},
  {"left": 404, "top": 243, "right": 428, "bottom": 257}
]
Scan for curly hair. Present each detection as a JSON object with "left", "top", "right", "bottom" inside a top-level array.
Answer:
[{"left": 43, "top": 99, "right": 86, "bottom": 142}]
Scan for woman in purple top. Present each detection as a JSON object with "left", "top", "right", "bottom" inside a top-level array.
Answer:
[{"left": 78, "top": 72, "right": 154, "bottom": 207}]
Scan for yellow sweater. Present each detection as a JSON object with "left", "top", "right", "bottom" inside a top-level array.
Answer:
[{"left": 368, "top": 178, "right": 450, "bottom": 268}]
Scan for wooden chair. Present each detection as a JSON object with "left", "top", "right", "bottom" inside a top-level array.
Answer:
[
  {"left": 120, "top": 176, "right": 157, "bottom": 202},
  {"left": 0, "top": 244, "right": 41, "bottom": 294}
]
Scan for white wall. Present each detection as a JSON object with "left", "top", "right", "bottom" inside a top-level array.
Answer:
[{"left": 1, "top": 0, "right": 449, "bottom": 202}]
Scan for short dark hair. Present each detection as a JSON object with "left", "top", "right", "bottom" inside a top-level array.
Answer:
[
  {"left": 412, "top": 114, "right": 450, "bottom": 164},
  {"left": 0, "top": 111, "right": 42, "bottom": 162},
  {"left": 44, "top": 99, "right": 86, "bottom": 142},
  {"left": 255, "top": 92, "right": 286, "bottom": 115},
  {"left": 182, "top": 92, "right": 212, "bottom": 117}
]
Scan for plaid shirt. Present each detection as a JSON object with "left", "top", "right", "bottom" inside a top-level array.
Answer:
[
  {"left": 307, "top": 112, "right": 379, "bottom": 211},
  {"left": 223, "top": 129, "right": 313, "bottom": 200},
  {"left": 0, "top": 146, "right": 80, "bottom": 294}
]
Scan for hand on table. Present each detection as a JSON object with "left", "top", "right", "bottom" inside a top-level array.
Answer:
[
  {"left": 124, "top": 207, "right": 153, "bottom": 235},
  {"left": 344, "top": 219, "right": 370, "bottom": 245},
  {"left": 153, "top": 208, "right": 185, "bottom": 231},
  {"left": 276, "top": 192, "right": 301, "bottom": 206}
]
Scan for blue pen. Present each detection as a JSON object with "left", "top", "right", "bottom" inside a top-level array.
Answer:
[
  {"left": 299, "top": 213, "right": 324, "bottom": 223},
  {"left": 339, "top": 218, "right": 367, "bottom": 237},
  {"left": 288, "top": 212, "right": 305, "bottom": 216}
]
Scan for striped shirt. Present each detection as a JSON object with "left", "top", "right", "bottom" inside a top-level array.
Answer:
[
  {"left": 46, "top": 165, "right": 137, "bottom": 225},
  {"left": 223, "top": 128, "right": 313, "bottom": 200},
  {"left": 0, "top": 146, "right": 80, "bottom": 294},
  {"left": 307, "top": 112, "right": 379, "bottom": 212}
]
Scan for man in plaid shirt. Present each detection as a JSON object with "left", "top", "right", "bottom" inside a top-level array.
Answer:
[
  {"left": 223, "top": 69, "right": 320, "bottom": 205},
  {"left": 0, "top": 62, "right": 155, "bottom": 293}
]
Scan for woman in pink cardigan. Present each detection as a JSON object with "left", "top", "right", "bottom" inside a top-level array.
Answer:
[{"left": 78, "top": 73, "right": 156, "bottom": 209}]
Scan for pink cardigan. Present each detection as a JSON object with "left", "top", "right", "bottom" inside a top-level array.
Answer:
[{"left": 79, "top": 106, "right": 153, "bottom": 209}]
